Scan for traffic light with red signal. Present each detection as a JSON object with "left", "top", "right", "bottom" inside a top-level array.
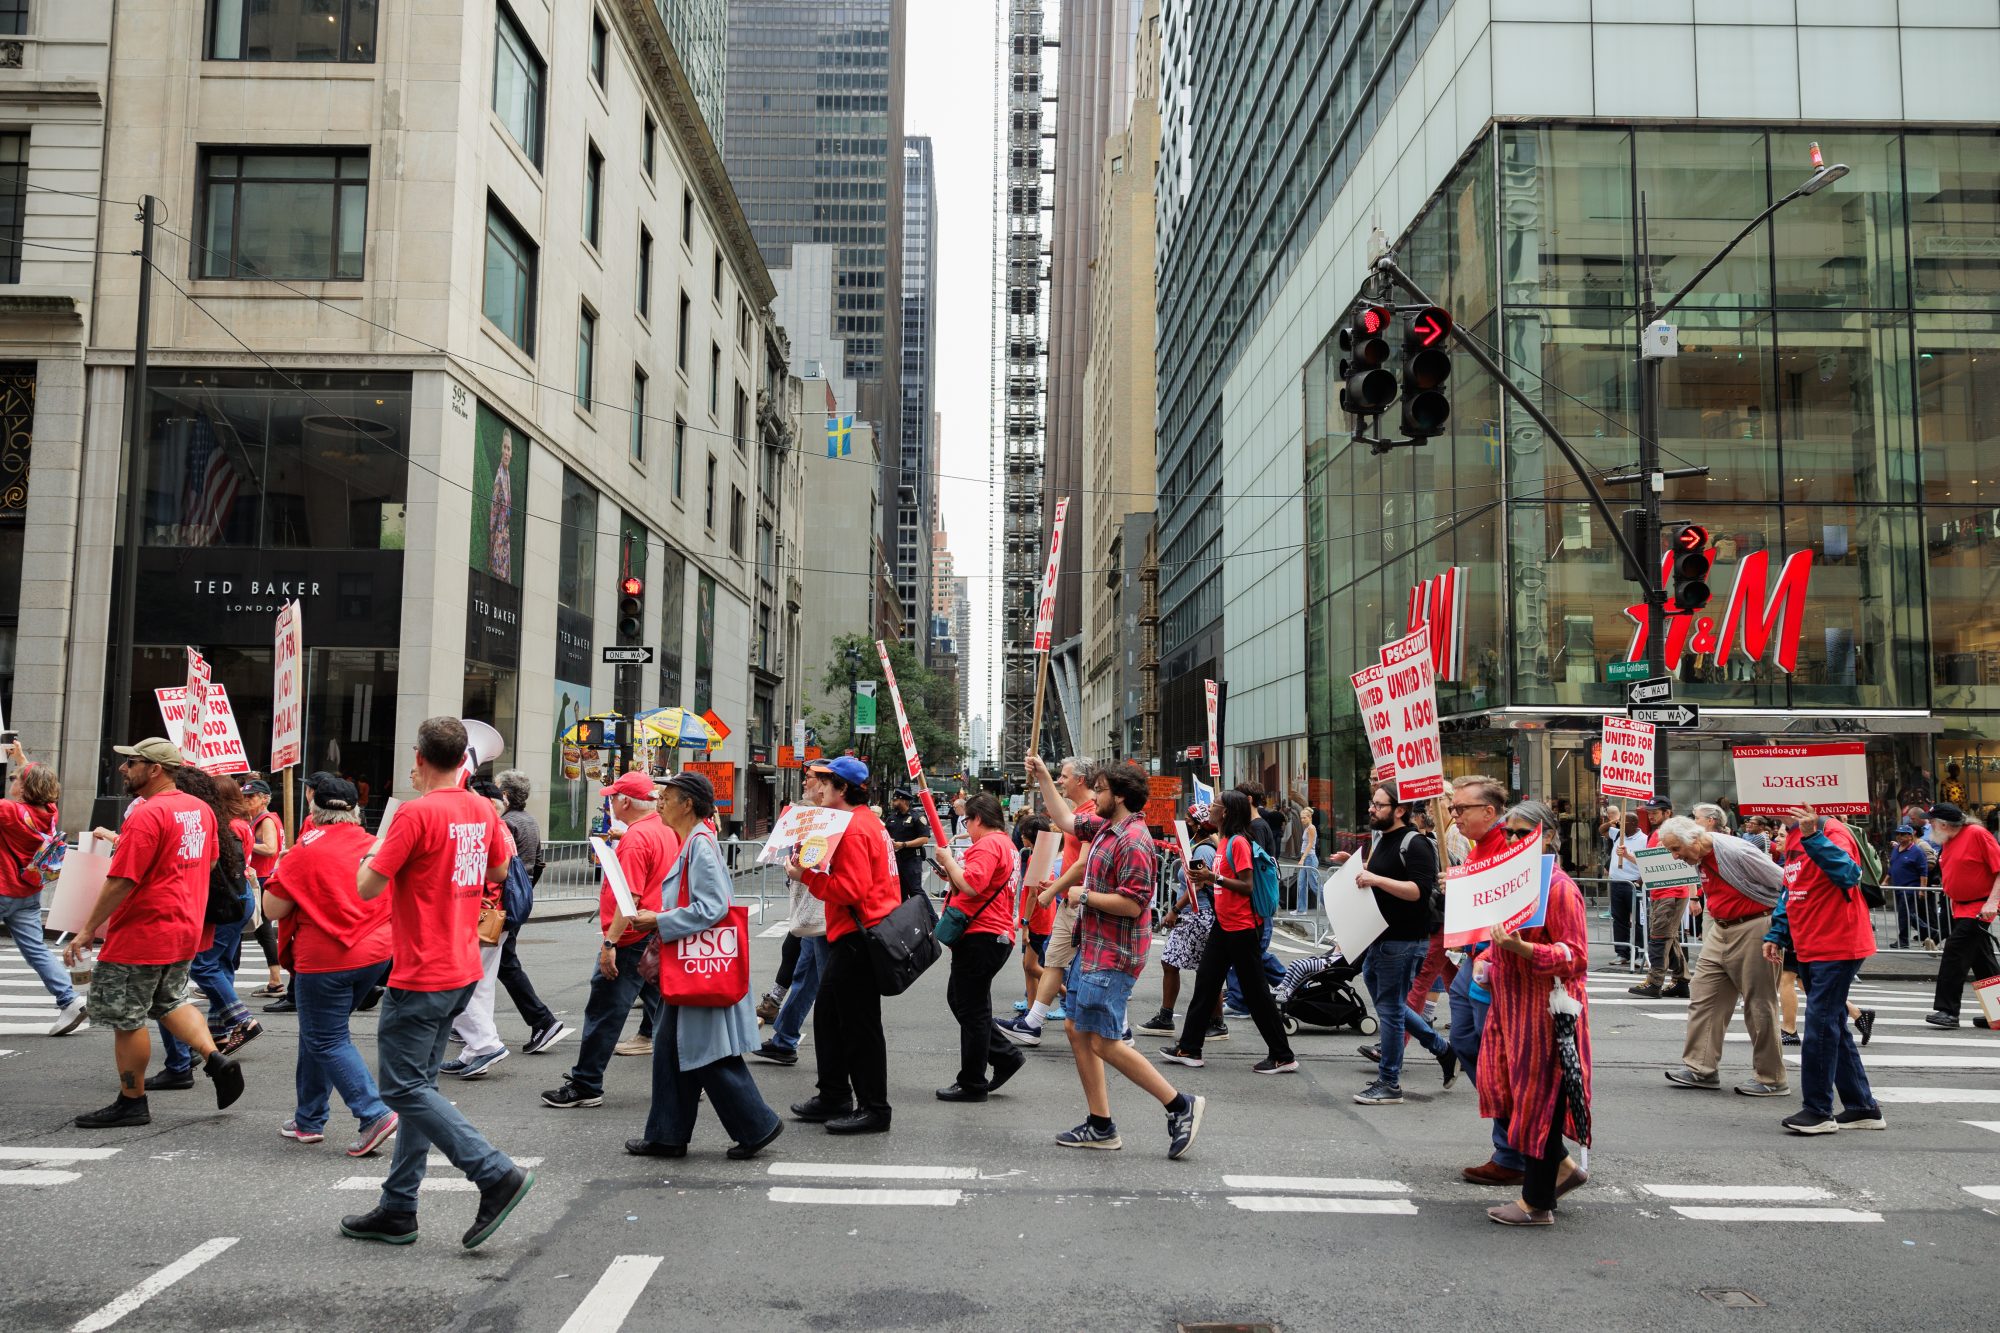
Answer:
[
  {"left": 617, "top": 575, "right": 645, "bottom": 642},
  {"left": 1398, "top": 306, "right": 1453, "bottom": 441},
  {"left": 1671, "top": 524, "right": 1710, "bottom": 611},
  {"left": 1338, "top": 303, "right": 1398, "bottom": 419}
]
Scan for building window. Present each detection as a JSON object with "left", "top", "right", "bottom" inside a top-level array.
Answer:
[
  {"left": 206, "top": 0, "right": 379, "bottom": 62},
  {"left": 198, "top": 149, "right": 368, "bottom": 280},
  {"left": 642, "top": 111, "right": 656, "bottom": 178},
  {"left": 733, "top": 384, "right": 748, "bottom": 452},
  {"left": 493, "top": 3, "right": 544, "bottom": 167},
  {"left": 738, "top": 296, "right": 751, "bottom": 352},
  {"left": 0, "top": 2, "right": 24, "bottom": 38},
  {"left": 673, "top": 415, "right": 686, "bottom": 500},
  {"left": 729, "top": 487, "right": 745, "bottom": 556},
  {"left": 0, "top": 135, "right": 23, "bottom": 285},
  {"left": 483, "top": 196, "right": 536, "bottom": 352},
  {"left": 677, "top": 289, "right": 690, "bottom": 372},
  {"left": 636, "top": 225, "right": 652, "bottom": 318},
  {"left": 575, "top": 304, "right": 596, "bottom": 412},
  {"left": 681, "top": 188, "right": 693, "bottom": 248},
  {"left": 709, "top": 343, "right": 721, "bottom": 417},
  {"left": 712, "top": 248, "right": 723, "bottom": 304},
  {"left": 589, "top": 9, "right": 608, "bottom": 88},
  {"left": 631, "top": 367, "right": 647, "bottom": 462},
  {"left": 583, "top": 140, "right": 603, "bottom": 249},
  {"left": 704, "top": 453, "right": 716, "bottom": 529}
]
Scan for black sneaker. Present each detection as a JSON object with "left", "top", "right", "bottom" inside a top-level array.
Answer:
[
  {"left": 751, "top": 1041, "right": 798, "bottom": 1066},
  {"left": 1924, "top": 1010, "right": 1961, "bottom": 1030},
  {"left": 1780, "top": 1029, "right": 1801, "bottom": 1046},
  {"left": 204, "top": 1050, "right": 245, "bottom": 1110},
  {"left": 262, "top": 996, "right": 298, "bottom": 1014},
  {"left": 522, "top": 1021, "right": 571, "bottom": 1055},
  {"left": 1253, "top": 1057, "right": 1300, "bottom": 1074},
  {"left": 1437, "top": 1046, "right": 1459, "bottom": 1090},
  {"left": 463, "top": 1167, "right": 535, "bottom": 1249},
  {"left": 1056, "top": 1118, "right": 1122, "bottom": 1150},
  {"left": 789, "top": 1096, "right": 853, "bottom": 1123},
  {"left": 74, "top": 1095, "right": 151, "bottom": 1128},
  {"left": 1357, "top": 1043, "right": 1382, "bottom": 1063},
  {"left": 1136, "top": 1007, "right": 1177, "bottom": 1035},
  {"left": 1353, "top": 1081, "right": 1404, "bottom": 1106},
  {"left": 986, "top": 1049, "right": 1026, "bottom": 1093},
  {"left": 1854, "top": 1008, "right": 1877, "bottom": 1047},
  {"left": 1205, "top": 1021, "right": 1229, "bottom": 1041},
  {"left": 539, "top": 1082, "right": 603, "bottom": 1109},
  {"left": 1781, "top": 1110, "right": 1839, "bottom": 1136},
  {"left": 1165, "top": 1094, "right": 1204, "bottom": 1160},
  {"left": 341, "top": 1205, "right": 419, "bottom": 1245},
  {"left": 144, "top": 1067, "right": 194, "bottom": 1092},
  {"left": 1835, "top": 1105, "right": 1887, "bottom": 1131}
]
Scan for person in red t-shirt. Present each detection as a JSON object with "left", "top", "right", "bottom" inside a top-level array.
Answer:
[
  {"left": 65, "top": 737, "right": 246, "bottom": 1128},
  {"left": 541, "top": 770, "right": 682, "bottom": 1109},
  {"left": 263, "top": 775, "right": 398, "bottom": 1156},
  {"left": 1922, "top": 802, "right": 2000, "bottom": 1028},
  {"left": 0, "top": 739, "right": 86, "bottom": 1034},
  {"left": 243, "top": 778, "right": 288, "bottom": 998},
  {"left": 344, "top": 717, "right": 531, "bottom": 1250},
  {"left": 995, "top": 757, "right": 1099, "bottom": 1046},
  {"left": 785, "top": 755, "right": 901, "bottom": 1135},
  {"left": 1010, "top": 812, "right": 1057, "bottom": 1014},
  {"left": 931, "top": 792, "right": 1025, "bottom": 1101}
]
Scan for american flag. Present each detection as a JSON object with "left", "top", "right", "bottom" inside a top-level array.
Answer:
[{"left": 181, "top": 414, "right": 239, "bottom": 546}]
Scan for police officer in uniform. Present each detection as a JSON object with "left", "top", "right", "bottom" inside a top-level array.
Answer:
[{"left": 884, "top": 788, "right": 932, "bottom": 900}]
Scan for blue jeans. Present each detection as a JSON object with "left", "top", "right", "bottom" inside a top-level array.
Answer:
[
  {"left": 294, "top": 961, "right": 392, "bottom": 1134},
  {"left": 565, "top": 938, "right": 654, "bottom": 1095},
  {"left": 376, "top": 984, "right": 515, "bottom": 1213},
  {"left": 1797, "top": 957, "right": 1875, "bottom": 1119},
  {"left": 642, "top": 1002, "right": 781, "bottom": 1147},
  {"left": 161, "top": 896, "right": 253, "bottom": 1073},
  {"left": 0, "top": 893, "right": 76, "bottom": 1008},
  {"left": 770, "top": 935, "right": 826, "bottom": 1053},
  {"left": 1363, "top": 937, "right": 1445, "bottom": 1087},
  {"left": 1295, "top": 854, "right": 1321, "bottom": 911},
  {"left": 1449, "top": 959, "right": 1524, "bottom": 1170},
  {"left": 1224, "top": 916, "right": 1285, "bottom": 1010}
]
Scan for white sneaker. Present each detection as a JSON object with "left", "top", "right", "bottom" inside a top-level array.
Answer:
[{"left": 50, "top": 996, "right": 88, "bottom": 1036}]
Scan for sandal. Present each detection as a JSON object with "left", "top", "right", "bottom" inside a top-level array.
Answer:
[{"left": 252, "top": 983, "right": 287, "bottom": 997}]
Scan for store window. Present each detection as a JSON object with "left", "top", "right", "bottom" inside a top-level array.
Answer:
[
  {"left": 1654, "top": 310, "right": 1777, "bottom": 505},
  {"left": 657, "top": 543, "right": 686, "bottom": 707},
  {"left": 1775, "top": 312, "right": 1917, "bottom": 506},
  {"left": 1908, "top": 132, "right": 2000, "bottom": 312},
  {"left": 207, "top": 0, "right": 378, "bottom": 62},
  {"left": 1498, "top": 126, "right": 1633, "bottom": 310},
  {"left": 493, "top": 3, "right": 545, "bottom": 167},
  {"left": 1915, "top": 313, "right": 2000, "bottom": 510},
  {"left": 1928, "top": 509, "right": 2000, "bottom": 715},
  {"left": 1769, "top": 130, "right": 1906, "bottom": 312},
  {"left": 198, "top": 150, "right": 368, "bottom": 280},
  {"left": 465, "top": 403, "right": 530, "bottom": 759},
  {"left": 550, "top": 469, "right": 599, "bottom": 839},
  {"left": 1632, "top": 128, "right": 1771, "bottom": 311},
  {"left": 483, "top": 198, "right": 537, "bottom": 353}
]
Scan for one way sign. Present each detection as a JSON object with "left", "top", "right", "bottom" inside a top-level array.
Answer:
[
  {"left": 1628, "top": 704, "right": 1699, "bottom": 728},
  {"left": 1625, "top": 676, "right": 1673, "bottom": 706}
]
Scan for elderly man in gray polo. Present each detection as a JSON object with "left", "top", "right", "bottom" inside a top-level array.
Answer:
[{"left": 1655, "top": 815, "right": 1791, "bottom": 1097}]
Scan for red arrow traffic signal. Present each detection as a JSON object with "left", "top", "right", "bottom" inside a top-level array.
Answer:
[
  {"left": 1409, "top": 306, "right": 1452, "bottom": 348},
  {"left": 1672, "top": 524, "right": 1709, "bottom": 554}
]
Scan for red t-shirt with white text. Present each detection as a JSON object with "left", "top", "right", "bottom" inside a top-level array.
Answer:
[
  {"left": 103, "top": 789, "right": 217, "bottom": 965},
  {"left": 368, "top": 787, "right": 506, "bottom": 991},
  {"left": 949, "top": 831, "right": 1018, "bottom": 940},
  {"left": 266, "top": 823, "right": 392, "bottom": 973}
]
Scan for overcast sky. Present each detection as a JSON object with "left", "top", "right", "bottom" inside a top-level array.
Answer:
[{"left": 907, "top": 0, "right": 1001, "bottom": 758}]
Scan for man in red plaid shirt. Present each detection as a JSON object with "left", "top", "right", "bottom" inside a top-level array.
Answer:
[{"left": 1027, "top": 754, "right": 1204, "bottom": 1159}]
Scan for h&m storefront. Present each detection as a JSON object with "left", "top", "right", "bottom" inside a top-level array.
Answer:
[{"left": 1305, "top": 123, "right": 2000, "bottom": 875}]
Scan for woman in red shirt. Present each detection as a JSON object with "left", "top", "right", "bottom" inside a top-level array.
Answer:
[
  {"left": 1011, "top": 813, "right": 1056, "bottom": 1014},
  {"left": 243, "top": 778, "right": 288, "bottom": 998},
  {"left": 0, "top": 740, "right": 85, "bottom": 1034},
  {"left": 932, "top": 793, "right": 1025, "bottom": 1102},
  {"left": 1158, "top": 789, "right": 1297, "bottom": 1073},
  {"left": 263, "top": 776, "right": 399, "bottom": 1157}
]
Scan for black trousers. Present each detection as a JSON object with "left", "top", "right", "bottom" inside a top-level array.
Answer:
[
  {"left": 945, "top": 932, "right": 1017, "bottom": 1089},
  {"left": 1175, "top": 924, "right": 1293, "bottom": 1062},
  {"left": 897, "top": 858, "right": 924, "bottom": 900},
  {"left": 775, "top": 932, "right": 802, "bottom": 990},
  {"left": 252, "top": 918, "right": 280, "bottom": 970},
  {"left": 815, "top": 933, "right": 890, "bottom": 1112},
  {"left": 498, "top": 924, "right": 555, "bottom": 1032},
  {"left": 1935, "top": 915, "right": 2000, "bottom": 1016},
  {"left": 1522, "top": 1082, "right": 1571, "bottom": 1212}
]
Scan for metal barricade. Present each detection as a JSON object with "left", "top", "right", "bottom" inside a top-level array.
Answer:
[{"left": 535, "top": 836, "right": 792, "bottom": 921}]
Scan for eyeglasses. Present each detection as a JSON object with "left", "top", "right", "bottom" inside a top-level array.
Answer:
[
  {"left": 1447, "top": 802, "right": 1489, "bottom": 814},
  {"left": 1504, "top": 826, "right": 1535, "bottom": 841},
  {"left": 1368, "top": 799, "right": 1393, "bottom": 809}
]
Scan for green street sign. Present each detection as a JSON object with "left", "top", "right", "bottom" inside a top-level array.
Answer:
[
  {"left": 853, "top": 682, "right": 878, "bottom": 734},
  {"left": 1606, "top": 660, "right": 1648, "bottom": 682}
]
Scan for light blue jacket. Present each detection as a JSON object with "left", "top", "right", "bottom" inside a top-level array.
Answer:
[{"left": 655, "top": 829, "right": 759, "bottom": 1070}]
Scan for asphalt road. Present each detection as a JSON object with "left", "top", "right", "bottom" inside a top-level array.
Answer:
[{"left": 1, "top": 906, "right": 1993, "bottom": 1333}]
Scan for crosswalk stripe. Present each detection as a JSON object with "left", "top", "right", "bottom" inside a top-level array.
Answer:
[
  {"left": 0, "top": 1023, "right": 65, "bottom": 1035},
  {"left": 1641, "top": 1184, "right": 1833, "bottom": 1201},
  {"left": 1227, "top": 1196, "right": 1419, "bottom": 1214},
  {"left": 0, "top": 1147, "right": 120, "bottom": 1163},
  {"left": 757, "top": 922, "right": 792, "bottom": 938},
  {"left": 766, "top": 1162, "right": 976, "bottom": 1181},
  {"left": 0, "top": 1169, "right": 80, "bottom": 1185},
  {"left": 0, "top": 979, "right": 65, "bottom": 987},
  {"left": 1873, "top": 1087, "right": 2000, "bottom": 1104},
  {"left": 1221, "top": 1175, "right": 1408, "bottom": 1194},
  {"left": 556, "top": 1255, "right": 663, "bottom": 1333},
  {"left": 1964, "top": 1121, "right": 2000, "bottom": 1134},
  {"left": 1641, "top": 1012, "right": 1941, "bottom": 1026},
  {"left": 1730, "top": 1032, "right": 1995, "bottom": 1049},
  {"left": 333, "top": 1156, "right": 543, "bottom": 1191},
  {"left": 1671, "top": 1206, "right": 1881, "bottom": 1222},
  {"left": 70, "top": 1237, "right": 239, "bottom": 1333},
  {"left": 1965, "top": 1186, "right": 2000, "bottom": 1201},
  {"left": 767, "top": 1186, "right": 962, "bottom": 1206},
  {"left": 1785, "top": 1052, "right": 2000, "bottom": 1069},
  {"left": 0, "top": 1008, "right": 61, "bottom": 1020}
]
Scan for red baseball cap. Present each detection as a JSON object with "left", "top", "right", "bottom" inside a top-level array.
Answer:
[{"left": 602, "top": 771, "right": 659, "bottom": 801}]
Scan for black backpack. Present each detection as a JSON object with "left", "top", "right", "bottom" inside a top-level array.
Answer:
[{"left": 204, "top": 830, "right": 249, "bottom": 925}]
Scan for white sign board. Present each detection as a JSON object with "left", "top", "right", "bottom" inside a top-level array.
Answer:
[
  {"left": 1732, "top": 743, "right": 1870, "bottom": 817},
  {"left": 1634, "top": 845, "right": 1705, "bottom": 897},
  {"left": 1319, "top": 846, "right": 1388, "bottom": 961},
  {"left": 1379, "top": 624, "right": 1443, "bottom": 801},
  {"left": 590, "top": 836, "right": 638, "bottom": 920},
  {"left": 1441, "top": 832, "right": 1545, "bottom": 948},
  {"left": 43, "top": 845, "right": 112, "bottom": 939},
  {"left": 182, "top": 647, "right": 212, "bottom": 762},
  {"left": 1034, "top": 498, "right": 1069, "bottom": 653},
  {"left": 1599, "top": 716, "right": 1656, "bottom": 802},
  {"left": 155, "top": 684, "right": 251, "bottom": 775},
  {"left": 1203, "top": 677, "right": 1221, "bottom": 781},
  {"left": 1350, "top": 662, "right": 1396, "bottom": 783},
  {"left": 271, "top": 600, "right": 305, "bottom": 771},
  {"left": 756, "top": 803, "right": 856, "bottom": 871}
]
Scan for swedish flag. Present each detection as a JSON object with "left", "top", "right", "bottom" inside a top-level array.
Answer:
[{"left": 826, "top": 414, "right": 854, "bottom": 458}]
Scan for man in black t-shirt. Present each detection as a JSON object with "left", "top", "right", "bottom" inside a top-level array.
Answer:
[{"left": 1352, "top": 784, "right": 1456, "bottom": 1105}]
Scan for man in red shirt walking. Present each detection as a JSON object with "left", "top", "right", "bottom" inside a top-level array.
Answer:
[
  {"left": 1921, "top": 802, "right": 2000, "bottom": 1029},
  {"left": 63, "top": 737, "right": 246, "bottom": 1128},
  {"left": 342, "top": 717, "right": 533, "bottom": 1249}
]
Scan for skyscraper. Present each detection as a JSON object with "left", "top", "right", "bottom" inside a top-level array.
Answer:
[
  {"left": 655, "top": 0, "right": 728, "bottom": 148},
  {"left": 898, "top": 135, "right": 937, "bottom": 656}
]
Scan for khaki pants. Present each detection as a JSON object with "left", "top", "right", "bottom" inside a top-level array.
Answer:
[
  {"left": 1645, "top": 895, "right": 1689, "bottom": 988},
  {"left": 1679, "top": 912, "right": 1785, "bottom": 1086}
]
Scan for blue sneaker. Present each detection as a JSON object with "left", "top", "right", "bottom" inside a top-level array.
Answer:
[
  {"left": 1056, "top": 1119, "right": 1122, "bottom": 1150},
  {"left": 454, "top": 1047, "right": 510, "bottom": 1080},
  {"left": 995, "top": 1016, "right": 1043, "bottom": 1048},
  {"left": 1165, "top": 1094, "right": 1205, "bottom": 1160},
  {"left": 1046, "top": 1003, "right": 1068, "bottom": 1022},
  {"left": 1012, "top": 1000, "right": 1029, "bottom": 1013}
]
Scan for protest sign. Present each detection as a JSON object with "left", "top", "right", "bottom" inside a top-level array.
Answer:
[
  {"left": 757, "top": 803, "right": 856, "bottom": 870},
  {"left": 1732, "top": 743, "right": 1869, "bottom": 817},
  {"left": 1171, "top": 820, "right": 1196, "bottom": 870},
  {"left": 1203, "top": 678, "right": 1220, "bottom": 781},
  {"left": 1599, "top": 716, "right": 1655, "bottom": 802},
  {"left": 1320, "top": 846, "right": 1388, "bottom": 960},
  {"left": 1350, "top": 663, "right": 1396, "bottom": 782},
  {"left": 271, "top": 601, "right": 304, "bottom": 771},
  {"left": 155, "top": 684, "right": 251, "bottom": 775},
  {"left": 1442, "top": 832, "right": 1545, "bottom": 947},
  {"left": 1025, "top": 829, "right": 1061, "bottom": 888},
  {"left": 182, "top": 648, "right": 212, "bottom": 761},
  {"left": 590, "top": 836, "right": 638, "bottom": 920},
  {"left": 1379, "top": 624, "right": 1443, "bottom": 801},
  {"left": 1034, "top": 499, "right": 1069, "bottom": 653},
  {"left": 1634, "top": 845, "right": 1704, "bottom": 897},
  {"left": 44, "top": 844, "right": 112, "bottom": 939}
]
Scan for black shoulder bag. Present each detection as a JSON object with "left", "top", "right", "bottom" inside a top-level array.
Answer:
[{"left": 849, "top": 891, "right": 942, "bottom": 996}]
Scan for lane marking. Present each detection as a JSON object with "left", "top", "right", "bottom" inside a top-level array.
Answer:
[
  {"left": 766, "top": 1162, "right": 976, "bottom": 1181},
  {"left": 767, "top": 1186, "right": 962, "bottom": 1206},
  {"left": 1965, "top": 1186, "right": 2000, "bottom": 1201},
  {"left": 0, "top": 1169, "right": 81, "bottom": 1185},
  {"left": 1964, "top": 1121, "right": 2000, "bottom": 1134},
  {"left": 0, "top": 1147, "right": 120, "bottom": 1163},
  {"left": 0, "top": 1008, "right": 68, "bottom": 1019},
  {"left": 1641, "top": 1184, "right": 1834, "bottom": 1201},
  {"left": 1221, "top": 1175, "right": 1409, "bottom": 1194},
  {"left": 334, "top": 1155, "right": 543, "bottom": 1191},
  {"left": 1874, "top": 1087, "right": 2000, "bottom": 1104},
  {"left": 1670, "top": 1206, "right": 1881, "bottom": 1222},
  {"left": 757, "top": 922, "right": 792, "bottom": 938},
  {"left": 70, "top": 1236, "right": 239, "bottom": 1332},
  {"left": 1731, "top": 1032, "right": 1995, "bottom": 1048},
  {"left": 557, "top": 1255, "right": 663, "bottom": 1333},
  {"left": 1784, "top": 1053, "right": 2000, "bottom": 1070},
  {"left": 0, "top": 1023, "right": 73, "bottom": 1035},
  {"left": 1227, "top": 1196, "right": 1419, "bottom": 1214}
]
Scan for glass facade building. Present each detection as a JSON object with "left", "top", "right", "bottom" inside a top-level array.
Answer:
[
  {"left": 1305, "top": 124, "right": 2000, "bottom": 866},
  {"left": 899, "top": 135, "right": 935, "bottom": 655}
]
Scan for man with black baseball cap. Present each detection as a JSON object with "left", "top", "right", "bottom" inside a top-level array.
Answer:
[
  {"left": 884, "top": 786, "right": 930, "bottom": 901},
  {"left": 1922, "top": 802, "right": 2000, "bottom": 1029}
]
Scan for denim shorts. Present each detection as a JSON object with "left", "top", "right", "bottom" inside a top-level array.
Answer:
[{"left": 1064, "top": 958, "right": 1136, "bottom": 1040}]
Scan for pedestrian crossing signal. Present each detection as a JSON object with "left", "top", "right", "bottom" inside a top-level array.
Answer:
[{"left": 1339, "top": 303, "right": 1398, "bottom": 418}]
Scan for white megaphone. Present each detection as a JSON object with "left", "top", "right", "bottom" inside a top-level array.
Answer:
[{"left": 459, "top": 718, "right": 505, "bottom": 782}]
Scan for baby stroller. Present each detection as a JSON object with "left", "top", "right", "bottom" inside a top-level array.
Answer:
[{"left": 1278, "top": 952, "right": 1376, "bottom": 1036}]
